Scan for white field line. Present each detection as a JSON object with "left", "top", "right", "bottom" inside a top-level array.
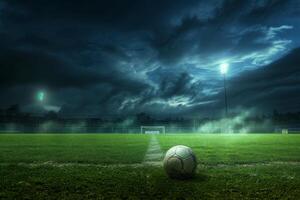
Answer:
[
  {"left": 0, "top": 161, "right": 300, "bottom": 169},
  {"left": 0, "top": 161, "right": 161, "bottom": 168},
  {"left": 143, "top": 135, "right": 164, "bottom": 165}
]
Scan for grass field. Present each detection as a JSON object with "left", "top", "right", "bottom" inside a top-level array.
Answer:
[{"left": 1, "top": 134, "right": 300, "bottom": 199}]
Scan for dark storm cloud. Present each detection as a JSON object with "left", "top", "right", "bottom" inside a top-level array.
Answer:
[
  {"left": 0, "top": 48, "right": 97, "bottom": 88},
  {"left": 0, "top": 0, "right": 299, "bottom": 117},
  {"left": 227, "top": 48, "right": 300, "bottom": 111},
  {"left": 160, "top": 72, "right": 194, "bottom": 98},
  {"left": 240, "top": 0, "right": 296, "bottom": 24},
  {"left": 2, "top": 0, "right": 201, "bottom": 31},
  {"left": 0, "top": 47, "right": 148, "bottom": 93},
  {"left": 147, "top": 0, "right": 288, "bottom": 66}
]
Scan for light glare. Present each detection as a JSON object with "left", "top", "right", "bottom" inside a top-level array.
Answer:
[
  {"left": 220, "top": 63, "right": 229, "bottom": 74},
  {"left": 37, "top": 91, "right": 45, "bottom": 102}
]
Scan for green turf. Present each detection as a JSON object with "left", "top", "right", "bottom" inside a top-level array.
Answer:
[
  {"left": 158, "top": 134, "right": 300, "bottom": 164},
  {"left": 0, "top": 134, "right": 150, "bottom": 164},
  {"left": 1, "top": 134, "right": 300, "bottom": 199}
]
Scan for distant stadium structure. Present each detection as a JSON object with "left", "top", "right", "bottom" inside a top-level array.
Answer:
[{"left": 1, "top": 105, "right": 300, "bottom": 134}]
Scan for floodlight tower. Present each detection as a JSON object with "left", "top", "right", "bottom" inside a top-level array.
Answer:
[{"left": 220, "top": 63, "right": 229, "bottom": 117}]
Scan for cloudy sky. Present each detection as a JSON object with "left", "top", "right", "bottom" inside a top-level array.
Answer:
[{"left": 0, "top": 0, "right": 299, "bottom": 118}]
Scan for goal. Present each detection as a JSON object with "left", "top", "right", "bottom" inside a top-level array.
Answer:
[
  {"left": 141, "top": 126, "right": 165, "bottom": 134},
  {"left": 278, "top": 127, "right": 300, "bottom": 134},
  {"left": 281, "top": 129, "right": 288, "bottom": 134},
  {"left": 283, "top": 128, "right": 300, "bottom": 134}
]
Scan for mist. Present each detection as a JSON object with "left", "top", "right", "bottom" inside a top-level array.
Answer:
[{"left": 197, "top": 109, "right": 273, "bottom": 133}]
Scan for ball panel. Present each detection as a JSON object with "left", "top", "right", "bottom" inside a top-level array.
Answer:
[
  {"left": 164, "top": 156, "right": 184, "bottom": 178},
  {"left": 183, "top": 156, "right": 197, "bottom": 174},
  {"left": 165, "top": 146, "right": 177, "bottom": 158},
  {"left": 175, "top": 145, "right": 191, "bottom": 159}
]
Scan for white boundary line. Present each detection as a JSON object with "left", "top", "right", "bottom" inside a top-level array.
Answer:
[
  {"left": 1, "top": 161, "right": 299, "bottom": 168},
  {"left": 143, "top": 135, "right": 164, "bottom": 164}
]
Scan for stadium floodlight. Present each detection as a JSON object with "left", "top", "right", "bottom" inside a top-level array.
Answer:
[
  {"left": 37, "top": 91, "right": 45, "bottom": 102},
  {"left": 220, "top": 63, "right": 229, "bottom": 116},
  {"left": 220, "top": 63, "right": 229, "bottom": 75}
]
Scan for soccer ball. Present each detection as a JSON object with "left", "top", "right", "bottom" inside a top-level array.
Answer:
[{"left": 163, "top": 145, "right": 197, "bottom": 179}]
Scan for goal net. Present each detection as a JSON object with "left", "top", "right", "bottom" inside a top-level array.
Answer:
[
  {"left": 281, "top": 129, "right": 289, "bottom": 134},
  {"left": 141, "top": 126, "right": 165, "bottom": 134}
]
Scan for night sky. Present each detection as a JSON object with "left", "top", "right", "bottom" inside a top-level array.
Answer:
[{"left": 0, "top": 0, "right": 299, "bottom": 118}]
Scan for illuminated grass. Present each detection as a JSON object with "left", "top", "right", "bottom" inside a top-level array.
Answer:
[
  {"left": 1, "top": 134, "right": 300, "bottom": 199},
  {"left": 0, "top": 134, "right": 150, "bottom": 164},
  {"left": 157, "top": 134, "right": 300, "bottom": 164}
]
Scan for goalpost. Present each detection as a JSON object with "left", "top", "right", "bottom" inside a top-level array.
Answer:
[
  {"left": 141, "top": 126, "right": 165, "bottom": 134},
  {"left": 282, "top": 128, "right": 300, "bottom": 134},
  {"left": 281, "top": 129, "right": 288, "bottom": 134},
  {"left": 280, "top": 128, "right": 300, "bottom": 134}
]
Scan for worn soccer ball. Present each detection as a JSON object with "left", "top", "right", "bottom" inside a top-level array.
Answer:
[{"left": 163, "top": 145, "right": 197, "bottom": 179}]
